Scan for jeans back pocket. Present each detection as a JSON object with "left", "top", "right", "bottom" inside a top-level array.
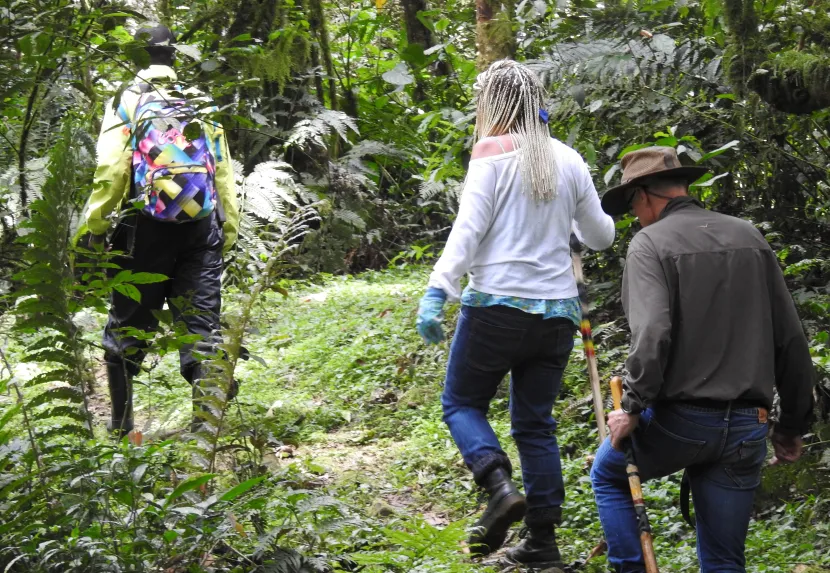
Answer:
[
  {"left": 721, "top": 436, "right": 767, "bottom": 490},
  {"left": 462, "top": 307, "right": 528, "bottom": 372}
]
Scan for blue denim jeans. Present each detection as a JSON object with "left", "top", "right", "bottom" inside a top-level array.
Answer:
[
  {"left": 590, "top": 403, "right": 769, "bottom": 573},
  {"left": 441, "top": 305, "right": 576, "bottom": 521}
]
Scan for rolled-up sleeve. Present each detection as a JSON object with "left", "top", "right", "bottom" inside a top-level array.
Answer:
[
  {"left": 428, "top": 161, "right": 496, "bottom": 301},
  {"left": 621, "top": 236, "right": 671, "bottom": 413}
]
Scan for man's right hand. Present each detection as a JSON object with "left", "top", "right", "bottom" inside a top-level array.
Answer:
[{"left": 770, "top": 430, "right": 803, "bottom": 465}]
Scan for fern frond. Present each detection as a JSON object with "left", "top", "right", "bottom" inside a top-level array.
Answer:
[
  {"left": 259, "top": 549, "right": 328, "bottom": 573},
  {"left": 242, "top": 160, "right": 302, "bottom": 223},
  {"left": 341, "top": 140, "right": 406, "bottom": 173},
  {"left": 366, "top": 228, "right": 381, "bottom": 245},
  {"left": 11, "top": 118, "right": 94, "bottom": 440},
  {"left": 0, "top": 157, "right": 50, "bottom": 219},
  {"left": 529, "top": 33, "right": 718, "bottom": 96},
  {"left": 232, "top": 158, "right": 245, "bottom": 187},
  {"left": 336, "top": 140, "right": 410, "bottom": 194},
  {"left": 286, "top": 109, "right": 359, "bottom": 149},
  {"left": 333, "top": 208, "right": 366, "bottom": 231},
  {"left": 230, "top": 158, "right": 321, "bottom": 277},
  {"left": 418, "top": 176, "right": 462, "bottom": 201}
]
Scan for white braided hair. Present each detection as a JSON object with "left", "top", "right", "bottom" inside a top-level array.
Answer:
[{"left": 473, "top": 60, "right": 558, "bottom": 202}]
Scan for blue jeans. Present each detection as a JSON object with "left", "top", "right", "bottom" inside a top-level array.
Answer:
[
  {"left": 441, "top": 305, "right": 575, "bottom": 521},
  {"left": 590, "top": 403, "right": 769, "bottom": 573}
]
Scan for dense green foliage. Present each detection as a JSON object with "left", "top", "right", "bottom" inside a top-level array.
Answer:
[
  {"left": 1, "top": 0, "right": 830, "bottom": 570},
  {"left": 3, "top": 269, "right": 828, "bottom": 571}
]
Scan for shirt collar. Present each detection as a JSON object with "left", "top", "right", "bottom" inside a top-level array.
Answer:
[
  {"left": 659, "top": 195, "right": 704, "bottom": 221},
  {"left": 138, "top": 65, "right": 177, "bottom": 82}
]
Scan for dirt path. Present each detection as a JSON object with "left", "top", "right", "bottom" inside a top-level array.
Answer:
[{"left": 294, "top": 429, "right": 452, "bottom": 528}]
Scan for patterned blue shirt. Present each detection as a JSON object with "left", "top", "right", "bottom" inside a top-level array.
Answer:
[{"left": 461, "top": 286, "right": 581, "bottom": 327}]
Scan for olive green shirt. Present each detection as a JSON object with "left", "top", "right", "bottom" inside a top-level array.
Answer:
[{"left": 83, "top": 65, "right": 239, "bottom": 254}]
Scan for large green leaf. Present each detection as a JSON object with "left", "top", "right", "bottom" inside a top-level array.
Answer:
[
  {"left": 164, "top": 474, "right": 217, "bottom": 507},
  {"left": 128, "top": 272, "right": 168, "bottom": 285},
  {"left": 382, "top": 63, "right": 414, "bottom": 86},
  {"left": 114, "top": 283, "right": 142, "bottom": 302},
  {"left": 218, "top": 476, "right": 267, "bottom": 503},
  {"left": 700, "top": 140, "right": 739, "bottom": 161}
]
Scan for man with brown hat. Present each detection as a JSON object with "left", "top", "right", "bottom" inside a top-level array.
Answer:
[{"left": 590, "top": 146, "right": 814, "bottom": 572}]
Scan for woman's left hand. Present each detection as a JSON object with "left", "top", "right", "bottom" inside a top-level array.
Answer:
[{"left": 417, "top": 287, "right": 447, "bottom": 344}]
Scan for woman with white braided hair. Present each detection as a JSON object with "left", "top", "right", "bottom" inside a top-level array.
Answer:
[{"left": 416, "top": 59, "right": 614, "bottom": 567}]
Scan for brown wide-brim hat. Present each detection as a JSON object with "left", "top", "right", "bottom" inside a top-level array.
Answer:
[{"left": 601, "top": 146, "right": 709, "bottom": 216}]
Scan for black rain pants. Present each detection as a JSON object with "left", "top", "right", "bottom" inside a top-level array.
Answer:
[{"left": 102, "top": 212, "right": 224, "bottom": 383}]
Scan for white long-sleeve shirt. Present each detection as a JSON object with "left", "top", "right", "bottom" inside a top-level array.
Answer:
[{"left": 428, "top": 138, "right": 615, "bottom": 301}]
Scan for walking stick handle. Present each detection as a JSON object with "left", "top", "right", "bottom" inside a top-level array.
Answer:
[
  {"left": 608, "top": 375, "right": 659, "bottom": 573},
  {"left": 611, "top": 376, "right": 623, "bottom": 410}
]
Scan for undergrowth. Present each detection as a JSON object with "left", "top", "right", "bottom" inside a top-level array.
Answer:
[{"left": 2, "top": 265, "right": 829, "bottom": 571}]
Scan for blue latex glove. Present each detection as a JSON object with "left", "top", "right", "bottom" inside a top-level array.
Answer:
[{"left": 417, "top": 287, "right": 447, "bottom": 344}]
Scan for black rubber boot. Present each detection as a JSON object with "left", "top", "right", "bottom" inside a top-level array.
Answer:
[
  {"left": 503, "top": 526, "right": 563, "bottom": 569},
  {"left": 105, "top": 360, "right": 133, "bottom": 437},
  {"left": 468, "top": 467, "right": 527, "bottom": 556}
]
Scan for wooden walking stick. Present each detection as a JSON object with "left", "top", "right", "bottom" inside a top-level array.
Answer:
[
  {"left": 610, "top": 375, "right": 659, "bottom": 573},
  {"left": 571, "top": 235, "right": 612, "bottom": 566},
  {"left": 570, "top": 234, "right": 608, "bottom": 441}
]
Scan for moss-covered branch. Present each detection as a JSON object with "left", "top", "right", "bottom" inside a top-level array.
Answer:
[{"left": 723, "top": 0, "right": 830, "bottom": 114}]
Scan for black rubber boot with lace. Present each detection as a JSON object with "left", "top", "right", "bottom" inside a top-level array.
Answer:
[
  {"left": 106, "top": 360, "right": 134, "bottom": 437},
  {"left": 503, "top": 508, "right": 564, "bottom": 570},
  {"left": 468, "top": 467, "right": 527, "bottom": 556}
]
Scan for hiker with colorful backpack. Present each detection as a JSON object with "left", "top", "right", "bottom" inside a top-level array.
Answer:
[
  {"left": 591, "top": 146, "right": 815, "bottom": 572},
  {"left": 416, "top": 60, "right": 615, "bottom": 568},
  {"left": 81, "top": 25, "right": 239, "bottom": 436}
]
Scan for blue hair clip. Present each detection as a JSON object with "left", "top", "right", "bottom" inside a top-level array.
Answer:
[{"left": 539, "top": 109, "right": 549, "bottom": 124}]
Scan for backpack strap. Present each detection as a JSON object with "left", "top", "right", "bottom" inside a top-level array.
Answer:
[
  {"left": 215, "top": 191, "right": 226, "bottom": 224},
  {"left": 680, "top": 469, "right": 696, "bottom": 528}
]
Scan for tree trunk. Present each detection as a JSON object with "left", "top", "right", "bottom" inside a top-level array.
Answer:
[
  {"left": 475, "top": 0, "right": 515, "bottom": 71},
  {"left": 402, "top": 0, "right": 432, "bottom": 48},
  {"left": 309, "top": 0, "right": 338, "bottom": 111},
  {"left": 310, "top": 44, "right": 326, "bottom": 103},
  {"left": 400, "top": 0, "right": 449, "bottom": 98}
]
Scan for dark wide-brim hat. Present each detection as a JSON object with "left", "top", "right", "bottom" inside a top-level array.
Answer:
[{"left": 601, "top": 146, "right": 709, "bottom": 216}]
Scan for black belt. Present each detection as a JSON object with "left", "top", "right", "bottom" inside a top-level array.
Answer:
[{"left": 677, "top": 398, "right": 766, "bottom": 410}]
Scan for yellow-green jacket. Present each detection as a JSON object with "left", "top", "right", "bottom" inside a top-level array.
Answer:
[{"left": 83, "top": 65, "right": 239, "bottom": 254}]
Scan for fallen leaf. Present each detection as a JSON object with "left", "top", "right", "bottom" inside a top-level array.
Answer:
[
  {"left": 129, "top": 430, "right": 143, "bottom": 446},
  {"left": 228, "top": 512, "right": 247, "bottom": 538}
]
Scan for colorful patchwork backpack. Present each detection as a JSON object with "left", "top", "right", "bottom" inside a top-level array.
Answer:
[{"left": 125, "top": 84, "right": 219, "bottom": 222}]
